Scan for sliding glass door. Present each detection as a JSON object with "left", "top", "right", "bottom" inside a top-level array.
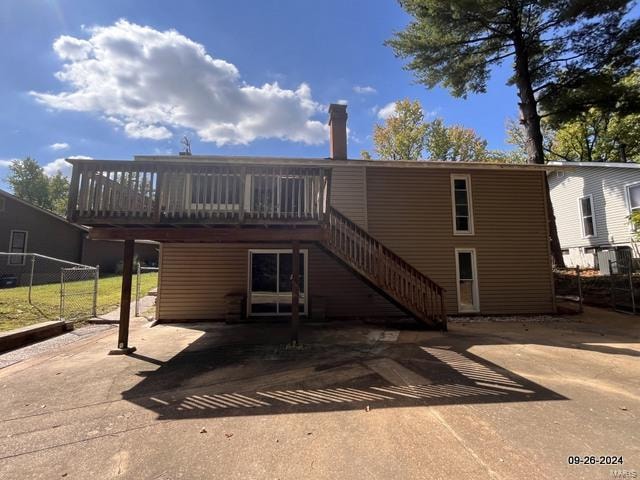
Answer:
[{"left": 249, "top": 250, "right": 307, "bottom": 315}]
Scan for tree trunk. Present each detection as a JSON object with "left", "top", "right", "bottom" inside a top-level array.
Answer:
[{"left": 512, "top": 26, "right": 566, "bottom": 268}]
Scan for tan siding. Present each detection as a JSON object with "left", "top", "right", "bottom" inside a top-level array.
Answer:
[
  {"left": 309, "top": 246, "right": 401, "bottom": 318},
  {"left": 157, "top": 244, "right": 247, "bottom": 320},
  {"left": 157, "top": 243, "right": 402, "bottom": 321},
  {"left": 330, "top": 166, "right": 367, "bottom": 228},
  {"left": 365, "top": 167, "right": 554, "bottom": 315},
  {"left": 157, "top": 165, "right": 553, "bottom": 320}
]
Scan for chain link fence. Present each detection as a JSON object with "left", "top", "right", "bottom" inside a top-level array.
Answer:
[
  {"left": 0, "top": 253, "right": 98, "bottom": 323},
  {"left": 60, "top": 265, "right": 100, "bottom": 320}
]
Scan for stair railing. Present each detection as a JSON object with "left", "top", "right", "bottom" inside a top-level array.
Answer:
[{"left": 324, "top": 207, "right": 446, "bottom": 329}]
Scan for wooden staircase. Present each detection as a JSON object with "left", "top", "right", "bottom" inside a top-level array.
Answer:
[{"left": 321, "top": 207, "right": 447, "bottom": 330}]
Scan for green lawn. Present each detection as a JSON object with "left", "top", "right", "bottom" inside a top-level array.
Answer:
[{"left": 0, "top": 272, "right": 158, "bottom": 332}]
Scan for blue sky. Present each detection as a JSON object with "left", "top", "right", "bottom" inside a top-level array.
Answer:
[{"left": 0, "top": 0, "right": 519, "bottom": 190}]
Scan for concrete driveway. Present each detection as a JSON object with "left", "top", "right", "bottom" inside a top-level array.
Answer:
[{"left": 0, "top": 307, "right": 638, "bottom": 479}]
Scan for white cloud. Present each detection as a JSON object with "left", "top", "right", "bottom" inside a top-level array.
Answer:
[
  {"left": 53, "top": 35, "right": 93, "bottom": 61},
  {"left": 377, "top": 102, "right": 397, "bottom": 120},
  {"left": 124, "top": 122, "right": 172, "bottom": 140},
  {"left": 336, "top": 99, "right": 348, "bottom": 105},
  {"left": 375, "top": 102, "right": 439, "bottom": 121},
  {"left": 31, "top": 20, "right": 328, "bottom": 146},
  {"left": 43, "top": 158, "right": 70, "bottom": 176},
  {"left": 50, "top": 142, "right": 70, "bottom": 151},
  {"left": 0, "top": 158, "right": 17, "bottom": 168},
  {"left": 43, "top": 155, "right": 93, "bottom": 177},
  {"left": 353, "top": 85, "right": 377, "bottom": 95}
]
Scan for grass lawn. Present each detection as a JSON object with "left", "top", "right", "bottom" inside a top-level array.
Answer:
[{"left": 0, "top": 272, "right": 158, "bottom": 332}]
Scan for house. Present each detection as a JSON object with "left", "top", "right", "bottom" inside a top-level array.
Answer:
[
  {"left": 0, "top": 188, "right": 159, "bottom": 284},
  {"left": 65, "top": 104, "right": 555, "bottom": 353},
  {"left": 547, "top": 161, "right": 640, "bottom": 270}
]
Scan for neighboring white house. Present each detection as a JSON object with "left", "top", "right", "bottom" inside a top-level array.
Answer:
[{"left": 548, "top": 161, "right": 640, "bottom": 270}]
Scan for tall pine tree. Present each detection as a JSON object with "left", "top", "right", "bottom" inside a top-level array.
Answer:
[{"left": 388, "top": 0, "right": 640, "bottom": 266}]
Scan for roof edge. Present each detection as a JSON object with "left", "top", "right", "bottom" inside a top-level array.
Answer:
[
  {"left": 0, "top": 188, "right": 88, "bottom": 231},
  {"left": 123, "top": 155, "right": 555, "bottom": 171},
  {"left": 547, "top": 161, "right": 640, "bottom": 169}
]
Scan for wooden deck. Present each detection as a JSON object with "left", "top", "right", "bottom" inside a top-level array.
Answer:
[{"left": 67, "top": 159, "right": 331, "bottom": 227}]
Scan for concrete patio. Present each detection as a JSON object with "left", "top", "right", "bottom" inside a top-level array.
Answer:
[{"left": 0, "top": 307, "right": 638, "bottom": 479}]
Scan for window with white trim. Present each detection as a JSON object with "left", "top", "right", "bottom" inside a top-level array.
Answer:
[
  {"left": 625, "top": 183, "right": 640, "bottom": 231},
  {"left": 455, "top": 248, "right": 479, "bottom": 312},
  {"left": 8, "top": 230, "right": 28, "bottom": 265},
  {"left": 579, "top": 195, "right": 596, "bottom": 237},
  {"left": 627, "top": 184, "right": 640, "bottom": 213},
  {"left": 451, "top": 175, "right": 474, "bottom": 234}
]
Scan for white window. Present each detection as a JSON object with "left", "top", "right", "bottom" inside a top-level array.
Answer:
[
  {"left": 626, "top": 183, "right": 640, "bottom": 215},
  {"left": 186, "top": 173, "right": 310, "bottom": 217},
  {"left": 186, "top": 173, "right": 242, "bottom": 211},
  {"left": 249, "top": 175, "right": 311, "bottom": 216},
  {"left": 8, "top": 230, "right": 28, "bottom": 265},
  {"left": 248, "top": 249, "right": 308, "bottom": 316},
  {"left": 455, "top": 248, "right": 479, "bottom": 313},
  {"left": 451, "top": 174, "right": 474, "bottom": 235},
  {"left": 578, "top": 195, "right": 596, "bottom": 237},
  {"left": 625, "top": 183, "right": 640, "bottom": 231}
]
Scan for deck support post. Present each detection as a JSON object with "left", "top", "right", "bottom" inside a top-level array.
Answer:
[
  {"left": 290, "top": 241, "right": 300, "bottom": 346},
  {"left": 109, "top": 239, "right": 136, "bottom": 355}
]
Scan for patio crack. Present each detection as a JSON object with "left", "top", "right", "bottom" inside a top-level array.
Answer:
[{"left": 428, "top": 408, "right": 502, "bottom": 480}]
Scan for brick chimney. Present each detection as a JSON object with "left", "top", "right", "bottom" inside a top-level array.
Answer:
[{"left": 328, "top": 103, "right": 348, "bottom": 160}]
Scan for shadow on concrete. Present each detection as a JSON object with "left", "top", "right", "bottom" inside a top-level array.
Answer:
[
  {"left": 573, "top": 343, "right": 640, "bottom": 357},
  {"left": 122, "top": 322, "right": 567, "bottom": 419}
]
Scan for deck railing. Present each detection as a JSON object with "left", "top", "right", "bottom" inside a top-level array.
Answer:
[
  {"left": 324, "top": 207, "right": 447, "bottom": 328},
  {"left": 67, "top": 160, "right": 331, "bottom": 225}
]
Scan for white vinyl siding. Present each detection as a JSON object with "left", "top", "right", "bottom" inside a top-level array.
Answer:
[{"left": 548, "top": 166, "right": 640, "bottom": 250}]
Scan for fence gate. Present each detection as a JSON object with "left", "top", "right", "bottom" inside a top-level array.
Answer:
[
  {"left": 60, "top": 265, "right": 99, "bottom": 320},
  {"left": 609, "top": 256, "right": 637, "bottom": 314}
]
